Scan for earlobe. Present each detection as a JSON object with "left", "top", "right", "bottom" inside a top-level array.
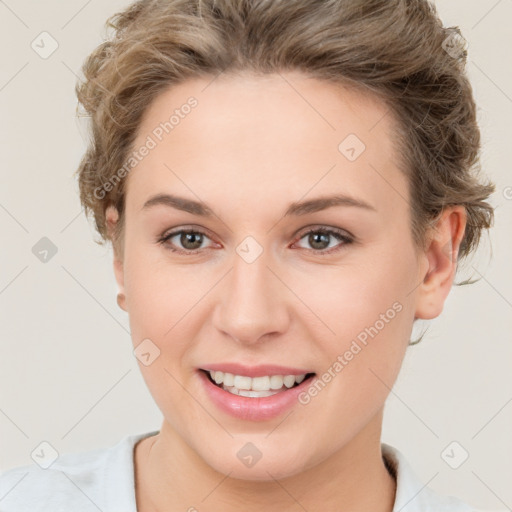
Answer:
[
  {"left": 113, "top": 257, "right": 127, "bottom": 311},
  {"left": 414, "top": 206, "right": 467, "bottom": 320},
  {"left": 117, "top": 291, "right": 126, "bottom": 311},
  {"left": 105, "top": 206, "right": 127, "bottom": 311}
]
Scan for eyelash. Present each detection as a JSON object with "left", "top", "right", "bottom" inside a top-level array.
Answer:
[{"left": 157, "top": 226, "right": 354, "bottom": 256}]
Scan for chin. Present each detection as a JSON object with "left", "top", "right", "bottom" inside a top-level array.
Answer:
[
  {"left": 190, "top": 435, "right": 319, "bottom": 482},
  {"left": 206, "top": 451, "right": 307, "bottom": 482}
]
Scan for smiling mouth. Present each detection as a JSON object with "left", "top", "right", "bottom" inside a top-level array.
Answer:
[{"left": 201, "top": 369, "right": 316, "bottom": 398}]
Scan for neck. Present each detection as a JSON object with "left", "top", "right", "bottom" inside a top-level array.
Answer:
[{"left": 134, "top": 411, "right": 396, "bottom": 512}]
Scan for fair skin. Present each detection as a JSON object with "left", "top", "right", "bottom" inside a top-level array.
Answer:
[{"left": 106, "top": 71, "right": 466, "bottom": 512}]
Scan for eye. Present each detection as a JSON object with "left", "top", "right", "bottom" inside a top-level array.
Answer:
[
  {"left": 157, "top": 228, "right": 216, "bottom": 254},
  {"left": 293, "top": 227, "right": 353, "bottom": 255},
  {"left": 157, "top": 226, "right": 354, "bottom": 255}
]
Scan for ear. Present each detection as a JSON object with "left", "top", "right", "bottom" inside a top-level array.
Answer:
[
  {"left": 106, "top": 206, "right": 127, "bottom": 311},
  {"left": 414, "top": 206, "right": 467, "bottom": 320}
]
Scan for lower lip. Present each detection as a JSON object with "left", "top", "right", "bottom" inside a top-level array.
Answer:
[{"left": 198, "top": 370, "right": 315, "bottom": 421}]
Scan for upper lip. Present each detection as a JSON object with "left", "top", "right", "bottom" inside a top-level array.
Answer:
[{"left": 200, "top": 363, "right": 314, "bottom": 378}]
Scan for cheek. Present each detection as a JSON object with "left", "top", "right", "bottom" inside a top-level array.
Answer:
[
  {"left": 299, "top": 290, "right": 411, "bottom": 447},
  {"left": 295, "top": 246, "right": 414, "bottom": 404},
  {"left": 123, "top": 243, "right": 193, "bottom": 335},
  {"left": 123, "top": 248, "right": 202, "bottom": 418},
  {"left": 298, "top": 255, "right": 411, "bottom": 349}
]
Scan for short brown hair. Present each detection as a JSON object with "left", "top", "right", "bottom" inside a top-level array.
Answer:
[{"left": 75, "top": 0, "right": 495, "bottom": 272}]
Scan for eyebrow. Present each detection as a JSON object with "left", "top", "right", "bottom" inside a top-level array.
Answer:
[{"left": 141, "top": 193, "right": 376, "bottom": 217}]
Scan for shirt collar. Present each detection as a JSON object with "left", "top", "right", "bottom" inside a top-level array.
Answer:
[{"left": 382, "top": 443, "right": 474, "bottom": 511}]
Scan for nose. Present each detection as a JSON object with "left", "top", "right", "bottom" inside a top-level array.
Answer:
[{"left": 212, "top": 247, "right": 291, "bottom": 346}]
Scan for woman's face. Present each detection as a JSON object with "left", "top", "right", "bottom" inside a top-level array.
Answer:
[{"left": 111, "top": 71, "right": 435, "bottom": 479}]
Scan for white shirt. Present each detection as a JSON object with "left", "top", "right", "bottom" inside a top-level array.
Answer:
[{"left": 0, "top": 430, "right": 477, "bottom": 511}]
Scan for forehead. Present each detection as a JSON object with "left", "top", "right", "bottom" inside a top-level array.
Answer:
[{"left": 126, "top": 71, "right": 407, "bottom": 218}]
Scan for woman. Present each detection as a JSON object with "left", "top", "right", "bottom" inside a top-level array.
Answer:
[{"left": 0, "top": 0, "right": 495, "bottom": 510}]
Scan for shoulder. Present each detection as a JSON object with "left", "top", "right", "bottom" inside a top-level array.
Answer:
[
  {"left": 0, "top": 431, "right": 158, "bottom": 512},
  {"left": 0, "top": 446, "right": 110, "bottom": 512},
  {"left": 382, "top": 443, "right": 479, "bottom": 512}
]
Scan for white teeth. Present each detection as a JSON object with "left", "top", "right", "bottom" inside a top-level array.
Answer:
[
  {"left": 223, "top": 372, "right": 234, "bottom": 387},
  {"left": 238, "top": 389, "right": 276, "bottom": 398},
  {"left": 283, "top": 375, "right": 296, "bottom": 388},
  {"left": 251, "top": 376, "right": 270, "bottom": 391},
  {"left": 269, "top": 375, "right": 284, "bottom": 389},
  {"left": 207, "top": 370, "right": 309, "bottom": 396},
  {"left": 233, "top": 375, "right": 252, "bottom": 390}
]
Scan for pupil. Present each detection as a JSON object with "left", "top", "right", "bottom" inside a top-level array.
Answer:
[
  {"left": 309, "top": 232, "right": 329, "bottom": 250},
  {"left": 181, "top": 232, "right": 203, "bottom": 250}
]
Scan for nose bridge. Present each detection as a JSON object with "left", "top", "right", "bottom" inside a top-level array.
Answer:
[{"left": 213, "top": 243, "right": 289, "bottom": 344}]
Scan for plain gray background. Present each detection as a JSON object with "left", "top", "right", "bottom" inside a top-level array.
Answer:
[{"left": 0, "top": 1, "right": 511, "bottom": 510}]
